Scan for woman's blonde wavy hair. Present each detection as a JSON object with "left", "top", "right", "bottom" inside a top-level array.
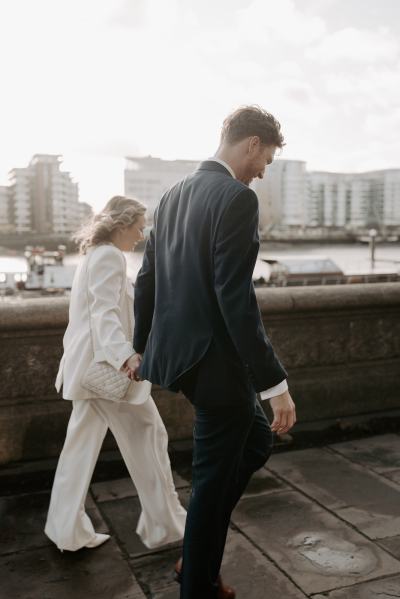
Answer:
[{"left": 73, "top": 195, "right": 147, "bottom": 254}]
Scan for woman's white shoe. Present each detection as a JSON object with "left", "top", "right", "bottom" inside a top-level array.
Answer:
[{"left": 85, "top": 533, "right": 110, "bottom": 548}]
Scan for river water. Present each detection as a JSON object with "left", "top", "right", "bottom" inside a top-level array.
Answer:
[{"left": 1, "top": 243, "right": 399, "bottom": 280}]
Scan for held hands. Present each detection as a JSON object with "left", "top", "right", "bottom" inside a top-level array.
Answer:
[
  {"left": 120, "top": 353, "right": 143, "bottom": 382},
  {"left": 269, "top": 390, "right": 296, "bottom": 435}
]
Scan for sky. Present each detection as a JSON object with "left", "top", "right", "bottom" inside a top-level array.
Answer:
[{"left": 0, "top": 0, "right": 399, "bottom": 212}]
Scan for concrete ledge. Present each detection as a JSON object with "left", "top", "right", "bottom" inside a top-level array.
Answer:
[
  {"left": 0, "top": 297, "right": 68, "bottom": 331},
  {"left": 1, "top": 284, "right": 400, "bottom": 331},
  {"left": 0, "top": 283, "right": 400, "bottom": 464},
  {"left": 257, "top": 282, "right": 400, "bottom": 313}
]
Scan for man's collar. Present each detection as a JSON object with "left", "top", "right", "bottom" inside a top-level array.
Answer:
[{"left": 207, "top": 157, "right": 236, "bottom": 179}]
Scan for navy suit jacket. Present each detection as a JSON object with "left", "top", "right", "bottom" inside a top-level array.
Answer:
[{"left": 133, "top": 160, "right": 287, "bottom": 393}]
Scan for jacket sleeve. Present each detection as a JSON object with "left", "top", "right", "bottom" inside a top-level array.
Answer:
[
  {"left": 214, "top": 187, "right": 287, "bottom": 392},
  {"left": 133, "top": 217, "right": 156, "bottom": 354},
  {"left": 87, "top": 246, "right": 134, "bottom": 370}
]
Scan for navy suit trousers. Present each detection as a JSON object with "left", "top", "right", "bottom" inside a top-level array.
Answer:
[{"left": 176, "top": 345, "right": 273, "bottom": 599}]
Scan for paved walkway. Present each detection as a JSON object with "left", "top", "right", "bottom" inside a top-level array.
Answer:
[{"left": 2, "top": 433, "right": 400, "bottom": 598}]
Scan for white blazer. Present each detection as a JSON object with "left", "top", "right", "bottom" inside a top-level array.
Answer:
[{"left": 55, "top": 243, "right": 151, "bottom": 404}]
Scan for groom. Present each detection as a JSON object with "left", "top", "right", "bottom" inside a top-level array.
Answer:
[{"left": 133, "top": 106, "right": 296, "bottom": 599}]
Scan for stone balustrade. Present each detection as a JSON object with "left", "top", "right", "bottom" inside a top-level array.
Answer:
[{"left": 1, "top": 283, "right": 399, "bottom": 464}]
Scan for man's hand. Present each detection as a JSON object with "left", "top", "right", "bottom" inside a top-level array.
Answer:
[
  {"left": 121, "top": 353, "right": 143, "bottom": 381},
  {"left": 269, "top": 390, "right": 296, "bottom": 434}
]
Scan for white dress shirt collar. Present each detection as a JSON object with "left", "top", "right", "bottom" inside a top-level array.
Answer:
[{"left": 207, "top": 157, "right": 236, "bottom": 179}]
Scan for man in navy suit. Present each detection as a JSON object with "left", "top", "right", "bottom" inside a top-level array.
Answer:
[{"left": 133, "top": 106, "right": 296, "bottom": 599}]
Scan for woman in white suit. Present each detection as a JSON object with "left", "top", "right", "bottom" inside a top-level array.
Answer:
[{"left": 45, "top": 196, "right": 186, "bottom": 552}]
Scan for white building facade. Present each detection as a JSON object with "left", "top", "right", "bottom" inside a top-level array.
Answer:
[
  {"left": 251, "top": 160, "right": 307, "bottom": 231},
  {"left": 0, "top": 185, "right": 11, "bottom": 232},
  {"left": 307, "top": 169, "right": 400, "bottom": 230},
  {"left": 6, "top": 154, "right": 88, "bottom": 235},
  {"left": 8, "top": 168, "right": 32, "bottom": 233},
  {"left": 381, "top": 170, "right": 400, "bottom": 226},
  {"left": 307, "top": 172, "right": 350, "bottom": 228},
  {"left": 124, "top": 155, "right": 400, "bottom": 232},
  {"left": 124, "top": 156, "right": 199, "bottom": 219},
  {"left": 77, "top": 201, "right": 93, "bottom": 225}
]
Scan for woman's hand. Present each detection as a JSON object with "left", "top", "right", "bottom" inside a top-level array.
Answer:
[{"left": 121, "top": 353, "right": 143, "bottom": 381}]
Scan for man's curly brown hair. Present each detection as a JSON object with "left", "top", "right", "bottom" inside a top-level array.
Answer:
[{"left": 221, "top": 105, "right": 285, "bottom": 148}]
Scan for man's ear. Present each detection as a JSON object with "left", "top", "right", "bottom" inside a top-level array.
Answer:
[{"left": 247, "top": 136, "right": 260, "bottom": 154}]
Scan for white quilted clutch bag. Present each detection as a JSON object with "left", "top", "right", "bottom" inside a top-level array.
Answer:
[{"left": 82, "top": 360, "right": 131, "bottom": 401}]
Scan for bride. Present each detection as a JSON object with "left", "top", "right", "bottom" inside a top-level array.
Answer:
[{"left": 45, "top": 195, "right": 186, "bottom": 551}]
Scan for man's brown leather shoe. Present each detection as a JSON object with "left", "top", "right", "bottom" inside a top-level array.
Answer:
[{"left": 174, "top": 558, "right": 236, "bottom": 599}]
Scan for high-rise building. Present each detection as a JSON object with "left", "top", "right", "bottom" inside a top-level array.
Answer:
[
  {"left": 9, "top": 168, "right": 32, "bottom": 234},
  {"left": 255, "top": 162, "right": 400, "bottom": 232},
  {"left": 124, "top": 156, "right": 199, "bottom": 219},
  {"left": 125, "top": 156, "right": 309, "bottom": 230},
  {"left": 0, "top": 185, "right": 12, "bottom": 233},
  {"left": 307, "top": 169, "right": 400, "bottom": 230},
  {"left": 7, "top": 154, "right": 87, "bottom": 235},
  {"left": 375, "top": 169, "right": 400, "bottom": 226},
  {"left": 348, "top": 176, "right": 373, "bottom": 228},
  {"left": 307, "top": 172, "right": 349, "bottom": 228},
  {"left": 124, "top": 155, "right": 400, "bottom": 233},
  {"left": 77, "top": 201, "right": 93, "bottom": 225},
  {"left": 252, "top": 160, "right": 307, "bottom": 231}
]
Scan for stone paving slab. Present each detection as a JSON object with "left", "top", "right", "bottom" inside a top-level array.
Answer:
[
  {"left": 0, "top": 491, "right": 108, "bottom": 556},
  {"left": 97, "top": 468, "right": 286, "bottom": 560},
  {"left": 152, "top": 590, "right": 179, "bottom": 599},
  {"left": 329, "top": 434, "right": 400, "bottom": 473},
  {"left": 220, "top": 530, "right": 307, "bottom": 599},
  {"left": 4, "top": 434, "right": 400, "bottom": 598},
  {"left": 131, "top": 530, "right": 308, "bottom": 599},
  {"left": 91, "top": 471, "right": 189, "bottom": 503},
  {"left": 385, "top": 470, "right": 400, "bottom": 485},
  {"left": 0, "top": 491, "right": 52, "bottom": 555},
  {"left": 0, "top": 457, "right": 59, "bottom": 496},
  {"left": 231, "top": 489, "right": 400, "bottom": 595},
  {"left": 268, "top": 447, "right": 400, "bottom": 539},
  {"left": 312, "top": 573, "right": 400, "bottom": 598},
  {"left": 98, "top": 488, "right": 190, "bottom": 558},
  {"left": 378, "top": 536, "right": 400, "bottom": 560},
  {"left": 91, "top": 448, "right": 285, "bottom": 505},
  {"left": 241, "top": 466, "right": 288, "bottom": 497},
  {"left": 0, "top": 540, "right": 145, "bottom": 599},
  {"left": 99, "top": 495, "right": 149, "bottom": 558},
  {"left": 130, "top": 547, "right": 182, "bottom": 597}
]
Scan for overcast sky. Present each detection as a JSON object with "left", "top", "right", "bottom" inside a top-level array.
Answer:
[{"left": 1, "top": 0, "right": 399, "bottom": 212}]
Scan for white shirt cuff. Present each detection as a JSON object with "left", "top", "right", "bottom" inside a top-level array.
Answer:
[{"left": 260, "top": 379, "right": 288, "bottom": 401}]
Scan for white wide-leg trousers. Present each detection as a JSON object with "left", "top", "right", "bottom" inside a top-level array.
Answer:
[{"left": 44, "top": 396, "right": 186, "bottom": 551}]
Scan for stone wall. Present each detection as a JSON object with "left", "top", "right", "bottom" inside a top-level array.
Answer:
[{"left": 0, "top": 283, "right": 399, "bottom": 464}]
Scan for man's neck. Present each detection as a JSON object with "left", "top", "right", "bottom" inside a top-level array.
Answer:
[
  {"left": 213, "top": 151, "right": 238, "bottom": 179},
  {"left": 210, "top": 156, "right": 236, "bottom": 179}
]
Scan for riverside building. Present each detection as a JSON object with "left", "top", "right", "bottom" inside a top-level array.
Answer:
[
  {"left": 124, "top": 156, "right": 199, "bottom": 220},
  {"left": 124, "top": 155, "right": 399, "bottom": 235},
  {"left": 5, "top": 155, "right": 90, "bottom": 235}
]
